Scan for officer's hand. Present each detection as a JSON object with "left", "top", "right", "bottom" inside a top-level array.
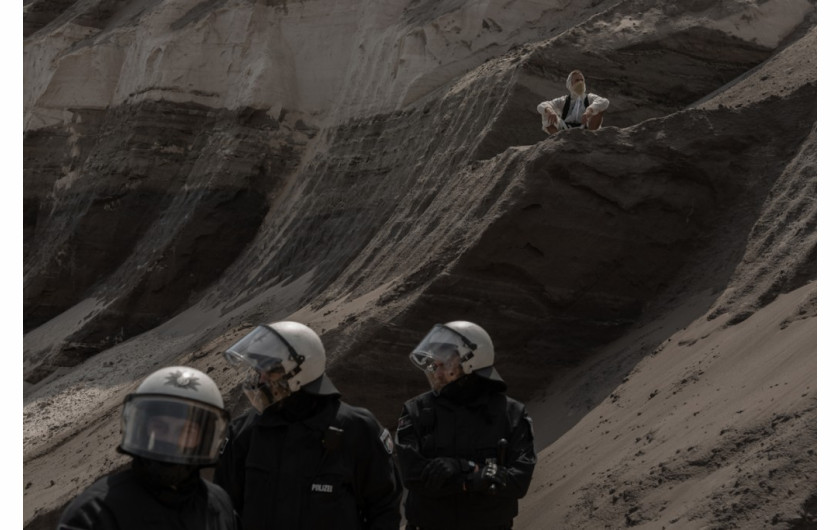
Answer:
[
  {"left": 421, "top": 458, "right": 462, "bottom": 490},
  {"left": 464, "top": 463, "right": 508, "bottom": 493}
]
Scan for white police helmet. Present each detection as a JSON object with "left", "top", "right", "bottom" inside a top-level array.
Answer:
[
  {"left": 119, "top": 366, "right": 230, "bottom": 467},
  {"left": 410, "top": 321, "right": 504, "bottom": 392},
  {"left": 224, "top": 321, "right": 338, "bottom": 413}
]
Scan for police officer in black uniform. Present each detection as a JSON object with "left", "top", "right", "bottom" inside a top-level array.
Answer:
[
  {"left": 394, "top": 321, "right": 537, "bottom": 530},
  {"left": 57, "top": 366, "right": 238, "bottom": 530},
  {"left": 213, "top": 321, "right": 402, "bottom": 530}
]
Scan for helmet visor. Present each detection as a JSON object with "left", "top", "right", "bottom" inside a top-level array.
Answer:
[
  {"left": 410, "top": 325, "right": 473, "bottom": 392},
  {"left": 224, "top": 325, "right": 294, "bottom": 372},
  {"left": 225, "top": 325, "right": 300, "bottom": 412},
  {"left": 410, "top": 324, "right": 475, "bottom": 367},
  {"left": 120, "top": 395, "right": 229, "bottom": 466}
]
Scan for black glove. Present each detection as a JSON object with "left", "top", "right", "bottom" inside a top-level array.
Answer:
[
  {"left": 464, "top": 462, "right": 508, "bottom": 493},
  {"left": 421, "top": 458, "right": 462, "bottom": 490}
]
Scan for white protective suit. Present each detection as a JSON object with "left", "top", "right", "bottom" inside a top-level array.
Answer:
[{"left": 537, "top": 71, "right": 609, "bottom": 133}]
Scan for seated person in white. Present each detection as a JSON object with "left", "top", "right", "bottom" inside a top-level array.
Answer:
[{"left": 537, "top": 69, "right": 609, "bottom": 133}]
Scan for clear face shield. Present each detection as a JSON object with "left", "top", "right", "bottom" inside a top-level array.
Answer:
[
  {"left": 120, "top": 395, "right": 229, "bottom": 466},
  {"left": 409, "top": 325, "right": 474, "bottom": 393},
  {"left": 224, "top": 325, "right": 299, "bottom": 413}
]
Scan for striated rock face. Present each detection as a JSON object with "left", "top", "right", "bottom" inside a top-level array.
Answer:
[{"left": 23, "top": 0, "right": 817, "bottom": 528}]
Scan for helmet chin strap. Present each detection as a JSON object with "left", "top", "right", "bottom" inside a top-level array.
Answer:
[
  {"left": 274, "top": 333, "right": 306, "bottom": 385},
  {"left": 449, "top": 328, "right": 477, "bottom": 367}
]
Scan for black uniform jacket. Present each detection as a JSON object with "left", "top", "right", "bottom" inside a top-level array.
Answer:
[
  {"left": 213, "top": 394, "right": 402, "bottom": 530},
  {"left": 57, "top": 463, "right": 238, "bottom": 530},
  {"left": 394, "top": 375, "right": 536, "bottom": 530}
]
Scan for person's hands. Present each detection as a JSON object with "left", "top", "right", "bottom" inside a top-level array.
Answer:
[
  {"left": 464, "top": 463, "right": 508, "bottom": 493},
  {"left": 421, "top": 458, "right": 462, "bottom": 490},
  {"left": 544, "top": 109, "right": 558, "bottom": 125}
]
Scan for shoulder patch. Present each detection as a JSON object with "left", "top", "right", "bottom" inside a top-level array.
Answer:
[
  {"left": 397, "top": 414, "right": 413, "bottom": 431},
  {"left": 380, "top": 428, "right": 394, "bottom": 455},
  {"left": 218, "top": 435, "right": 230, "bottom": 455}
]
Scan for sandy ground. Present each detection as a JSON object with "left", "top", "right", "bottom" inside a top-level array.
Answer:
[{"left": 521, "top": 283, "right": 816, "bottom": 528}]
